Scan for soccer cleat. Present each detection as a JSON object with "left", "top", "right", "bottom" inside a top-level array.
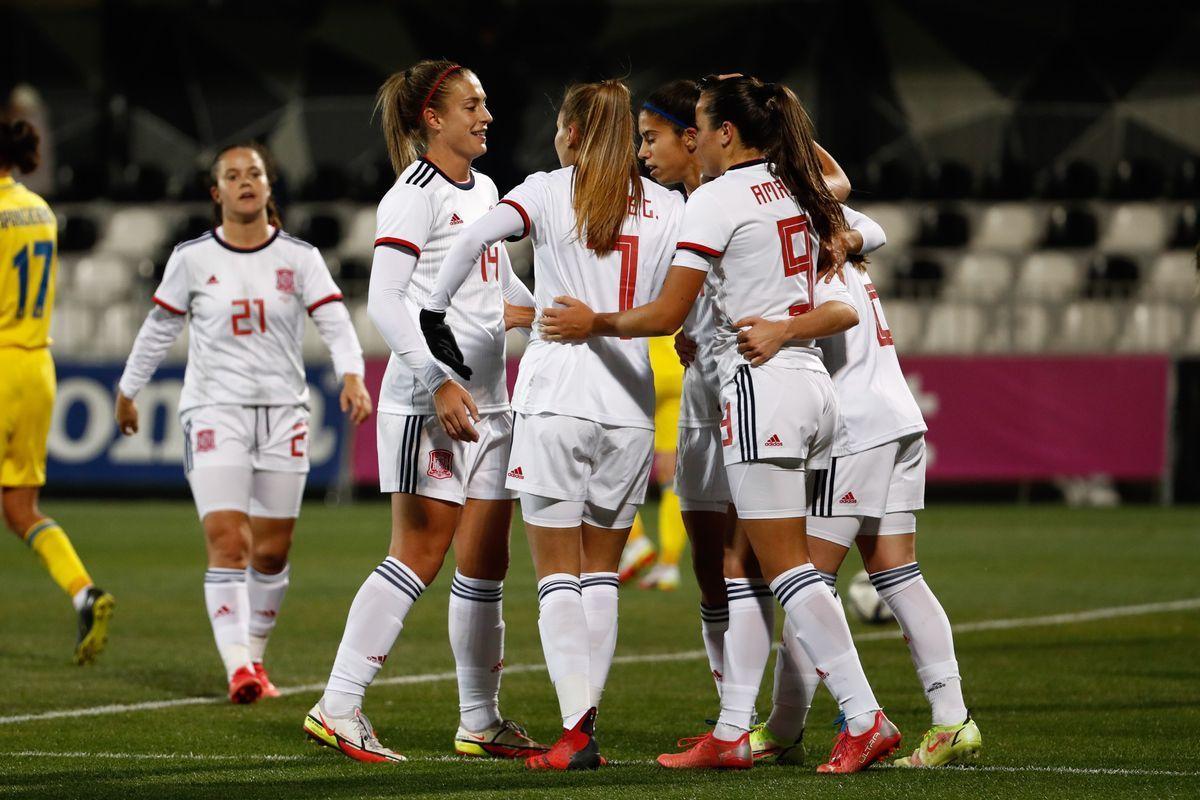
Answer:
[
  {"left": 227, "top": 665, "right": 264, "bottom": 705},
  {"left": 657, "top": 731, "right": 753, "bottom": 769},
  {"left": 253, "top": 662, "right": 281, "bottom": 698},
  {"left": 894, "top": 716, "right": 982, "bottom": 768},
  {"left": 455, "top": 719, "right": 549, "bottom": 759},
  {"left": 74, "top": 587, "right": 115, "bottom": 666},
  {"left": 816, "top": 710, "right": 901, "bottom": 774},
  {"left": 618, "top": 536, "right": 656, "bottom": 584},
  {"left": 525, "top": 708, "right": 601, "bottom": 770},
  {"left": 304, "top": 701, "right": 406, "bottom": 763},
  {"left": 750, "top": 723, "right": 805, "bottom": 765},
  {"left": 638, "top": 563, "right": 680, "bottom": 591}
]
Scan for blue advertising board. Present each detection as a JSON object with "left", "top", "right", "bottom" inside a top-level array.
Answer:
[{"left": 45, "top": 362, "right": 348, "bottom": 489}]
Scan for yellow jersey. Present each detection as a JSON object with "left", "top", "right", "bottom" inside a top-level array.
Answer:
[{"left": 0, "top": 175, "right": 58, "bottom": 349}]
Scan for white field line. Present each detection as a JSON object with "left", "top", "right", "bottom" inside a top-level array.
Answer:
[
  {"left": 3, "top": 596, "right": 1197, "bottom": 726},
  {"left": 4, "top": 751, "right": 1200, "bottom": 779}
]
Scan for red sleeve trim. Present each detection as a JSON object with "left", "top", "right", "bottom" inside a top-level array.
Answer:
[
  {"left": 306, "top": 293, "right": 344, "bottom": 314},
  {"left": 152, "top": 296, "right": 186, "bottom": 315},
  {"left": 498, "top": 199, "right": 531, "bottom": 241},
  {"left": 677, "top": 241, "right": 723, "bottom": 258},
  {"left": 375, "top": 237, "right": 421, "bottom": 257}
]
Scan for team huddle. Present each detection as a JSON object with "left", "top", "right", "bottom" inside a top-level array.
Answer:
[{"left": 0, "top": 58, "right": 982, "bottom": 775}]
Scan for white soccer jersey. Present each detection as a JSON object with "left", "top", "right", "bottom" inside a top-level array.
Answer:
[
  {"left": 672, "top": 159, "right": 851, "bottom": 374},
  {"left": 502, "top": 167, "right": 684, "bottom": 428},
  {"left": 374, "top": 157, "right": 509, "bottom": 415},
  {"left": 677, "top": 275, "right": 725, "bottom": 427},
  {"left": 151, "top": 226, "right": 343, "bottom": 412},
  {"left": 815, "top": 265, "right": 926, "bottom": 456}
]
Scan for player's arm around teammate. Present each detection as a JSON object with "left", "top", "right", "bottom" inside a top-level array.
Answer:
[
  {"left": 1, "top": 119, "right": 115, "bottom": 665},
  {"left": 304, "top": 61, "right": 544, "bottom": 766},
  {"left": 116, "top": 143, "right": 369, "bottom": 704}
]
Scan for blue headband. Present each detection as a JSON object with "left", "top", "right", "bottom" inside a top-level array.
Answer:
[{"left": 642, "top": 102, "right": 693, "bottom": 131}]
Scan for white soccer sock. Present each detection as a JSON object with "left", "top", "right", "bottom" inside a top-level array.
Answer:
[
  {"left": 767, "top": 615, "right": 822, "bottom": 742},
  {"left": 870, "top": 563, "right": 968, "bottom": 726},
  {"left": 537, "top": 574, "right": 591, "bottom": 729},
  {"left": 246, "top": 563, "right": 290, "bottom": 664},
  {"left": 449, "top": 570, "right": 505, "bottom": 732},
  {"left": 323, "top": 557, "right": 425, "bottom": 718},
  {"left": 580, "top": 572, "right": 620, "bottom": 710},
  {"left": 771, "top": 563, "right": 881, "bottom": 736},
  {"left": 204, "top": 568, "right": 253, "bottom": 680},
  {"left": 714, "top": 578, "right": 774, "bottom": 741},
  {"left": 699, "top": 603, "right": 729, "bottom": 700}
]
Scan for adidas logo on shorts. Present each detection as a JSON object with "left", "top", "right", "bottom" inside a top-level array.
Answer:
[
  {"left": 449, "top": 212, "right": 464, "bottom": 226},
  {"left": 765, "top": 434, "right": 783, "bottom": 446},
  {"left": 507, "top": 466, "right": 524, "bottom": 479},
  {"left": 839, "top": 491, "right": 857, "bottom": 505},
  {"left": 206, "top": 274, "right": 219, "bottom": 285}
]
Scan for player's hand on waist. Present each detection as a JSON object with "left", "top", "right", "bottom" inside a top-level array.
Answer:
[
  {"left": 504, "top": 301, "right": 536, "bottom": 332},
  {"left": 675, "top": 331, "right": 698, "bottom": 367},
  {"left": 735, "top": 316, "right": 790, "bottom": 367},
  {"left": 340, "top": 374, "right": 373, "bottom": 425},
  {"left": 419, "top": 309, "right": 473, "bottom": 381},
  {"left": 114, "top": 391, "right": 139, "bottom": 436},
  {"left": 434, "top": 380, "right": 480, "bottom": 443},
  {"left": 539, "top": 296, "right": 595, "bottom": 342}
]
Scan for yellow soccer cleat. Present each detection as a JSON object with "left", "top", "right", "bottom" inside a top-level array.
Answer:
[
  {"left": 749, "top": 722, "right": 804, "bottom": 765},
  {"left": 304, "top": 702, "right": 406, "bottom": 763},
  {"left": 894, "top": 716, "right": 982, "bottom": 768},
  {"left": 74, "top": 587, "right": 115, "bottom": 666}
]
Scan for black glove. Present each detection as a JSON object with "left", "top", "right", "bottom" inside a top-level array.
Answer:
[{"left": 419, "top": 309, "right": 472, "bottom": 381}]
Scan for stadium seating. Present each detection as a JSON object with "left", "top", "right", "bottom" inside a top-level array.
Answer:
[
  {"left": 97, "top": 207, "right": 172, "bottom": 260},
  {"left": 1016, "top": 252, "right": 1082, "bottom": 301},
  {"left": 1058, "top": 301, "right": 1120, "bottom": 351},
  {"left": 1118, "top": 302, "right": 1186, "bottom": 352},
  {"left": 945, "top": 253, "right": 1013, "bottom": 302},
  {"left": 1043, "top": 205, "right": 1098, "bottom": 248},
  {"left": 922, "top": 302, "right": 986, "bottom": 352},
  {"left": 1143, "top": 251, "right": 1198, "bottom": 299},
  {"left": 1099, "top": 204, "right": 1170, "bottom": 253},
  {"left": 880, "top": 299, "right": 923, "bottom": 352},
  {"left": 1084, "top": 254, "right": 1140, "bottom": 299},
  {"left": 971, "top": 204, "right": 1044, "bottom": 254},
  {"left": 73, "top": 254, "right": 135, "bottom": 307}
]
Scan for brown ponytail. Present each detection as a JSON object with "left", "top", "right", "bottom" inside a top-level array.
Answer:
[
  {"left": 700, "top": 77, "right": 844, "bottom": 243},
  {"left": 560, "top": 79, "right": 643, "bottom": 255},
  {"left": 0, "top": 119, "right": 41, "bottom": 174},
  {"left": 375, "top": 60, "right": 472, "bottom": 176},
  {"left": 210, "top": 142, "right": 283, "bottom": 229}
]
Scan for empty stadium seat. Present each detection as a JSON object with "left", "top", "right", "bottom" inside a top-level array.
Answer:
[
  {"left": 350, "top": 301, "right": 391, "bottom": 357},
  {"left": 97, "top": 207, "right": 172, "bottom": 260},
  {"left": 1109, "top": 159, "right": 1166, "bottom": 200},
  {"left": 1084, "top": 254, "right": 1140, "bottom": 298},
  {"left": 337, "top": 257, "right": 372, "bottom": 285},
  {"left": 1099, "top": 204, "right": 1170, "bottom": 253},
  {"left": 1058, "top": 301, "right": 1120, "bottom": 351},
  {"left": 921, "top": 160, "right": 973, "bottom": 199},
  {"left": 922, "top": 302, "right": 986, "bottom": 352},
  {"left": 854, "top": 204, "right": 917, "bottom": 249},
  {"left": 1117, "top": 302, "right": 1185, "bottom": 352},
  {"left": 298, "top": 212, "right": 343, "bottom": 250},
  {"left": 980, "top": 159, "right": 1033, "bottom": 200},
  {"left": 971, "top": 204, "right": 1044, "bottom": 254},
  {"left": 891, "top": 256, "right": 945, "bottom": 299},
  {"left": 49, "top": 302, "right": 96, "bottom": 354},
  {"left": 73, "top": 254, "right": 135, "bottom": 307},
  {"left": 1170, "top": 205, "right": 1199, "bottom": 249},
  {"left": 1142, "top": 251, "right": 1198, "bottom": 299},
  {"left": 339, "top": 207, "right": 378, "bottom": 260},
  {"left": 984, "top": 303, "right": 1053, "bottom": 353},
  {"left": 1039, "top": 160, "right": 1101, "bottom": 199},
  {"left": 58, "top": 214, "right": 100, "bottom": 253},
  {"left": 94, "top": 304, "right": 143, "bottom": 358},
  {"left": 877, "top": 299, "right": 923, "bottom": 352},
  {"left": 1043, "top": 205, "right": 1098, "bottom": 248},
  {"left": 1170, "top": 158, "right": 1200, "bottom": 199},
  {"left": 945, "top": 253, "right": 1013, "bottom": 302},
  {"left": 1016, "top": 252, "right": 1083, "bottom": 301},
  {"left": 916, "top": 208, "right": 970, "bottom": 247}
]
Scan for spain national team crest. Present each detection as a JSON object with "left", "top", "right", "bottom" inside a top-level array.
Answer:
[
  {"left": 196, "top": 429, "right": 216, "bottom": 452},
  {"left": 427, "top": 449, "right": 453, "bottom": 480},
  {"left": 275, "top": 268, "right": 295, "bottom": 293}
]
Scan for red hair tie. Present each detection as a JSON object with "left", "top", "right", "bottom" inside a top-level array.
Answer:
[{"left": 420, "top": 65, "right": 463, "bottom": 119}]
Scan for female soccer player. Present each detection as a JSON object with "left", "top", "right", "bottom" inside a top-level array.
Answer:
[
  {"left": 116, "top": 142, "right": 370, "bottom": 704},
  {"left": 758, "top": 241, "right": 983, "bottom": 768},
  {"left": 1, "top": 119, "right": 114, "bottom": 665},
  {"left": 302, "top": 60, "right": 543, "bottom": 764},
  {"left": 540, "top": 75, "right": 901, "bottom": 773},
  {"left": 424, "top": 79, "right": 685, "bottom": 770}
]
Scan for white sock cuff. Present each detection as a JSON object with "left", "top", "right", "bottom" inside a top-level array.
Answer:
[
  {"left": 580, "top": 572, "right": 619, "bottom": 595},
  {"left": 537, "top": 573, "right": 581, "bottom": 607},
  {"left": 725, "top": 577, "right": 772, "bottom": 605},
  {"left": 205, "top": 567, "right": 246, "bottom": 584},
  {"left": 917, "top": 659, "right": 961, "bottom": 686},
  {"left": 769, "top": 564, "right": 825, "bottom": 611},
  {"left": 817, "top": 570, "right": 838, "bottom": 591},
  {"left": 247, "top": 563, "right": 290, "bottom": 584},
  {"left": 372, "top": 557, "right": 425, "bottom": 603},
  {"left": 869, "top": 562, "right": 922, "bottom": 599},
  {"left": 451, "top": 570, "right": 503, "bottom": 603},
  {"left": 700, "top": 603, "right": 730, "bottom": 626}
]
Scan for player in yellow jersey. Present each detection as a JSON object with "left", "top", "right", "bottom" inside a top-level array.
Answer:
[
  {"left": 618, "top": 334, "right": 688, "bottom": 589},
  {"left": 0, "top": 119, "right": 114, "bottom": 664}
]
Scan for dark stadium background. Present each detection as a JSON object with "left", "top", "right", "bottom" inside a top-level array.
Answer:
[{"left": 2, "top": 0, "right": 1197, "bottom": 503}]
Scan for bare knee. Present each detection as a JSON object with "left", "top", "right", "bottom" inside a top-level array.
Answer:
[
  {"left": 2, "top": 489, "right": 42, "bottom": 537},
  {"left": 204, "top": 513, "right": 252, "bottom": 568},
  {"left": 857, "top": 533, "right": 917, "bottom": 573}
]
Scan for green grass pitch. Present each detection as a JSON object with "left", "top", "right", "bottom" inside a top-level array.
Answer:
[{"left": 1, "top": 501, "right": 1197, "bottom": 799}]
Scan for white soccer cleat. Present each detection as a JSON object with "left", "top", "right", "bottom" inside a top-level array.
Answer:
[
  {"left": 454, "top": 718, "right": 549, "bottom": 759},
  {"left": 303, "top": 701, "right": 406, "bottom": 763}
]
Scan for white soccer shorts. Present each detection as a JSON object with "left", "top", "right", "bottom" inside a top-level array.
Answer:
[
  {"left": 377, "top": 411, "right": 515, "bottom": 504},
  {"left": 506, "top": 412, "right": 654, "bottom": 510},
  {"left": 676, "top": 424, "right": 731, "bottom": 513},
  {"left": 806, "top": 434, "right": 927, "bottom": 547},
  {"left": 180, "top": 404, "right": 310, "bottom": 519},
  {"left": 719, "top": 363, "right": 837, "bottom": 469}
]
